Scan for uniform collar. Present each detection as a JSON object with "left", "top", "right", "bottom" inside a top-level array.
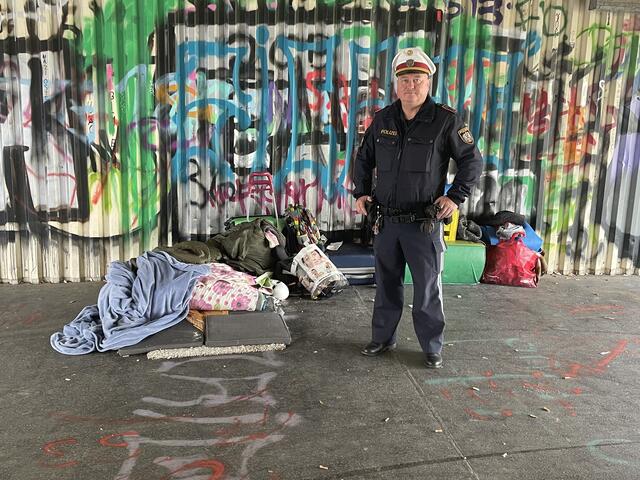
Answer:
[{"left": 390, "top": 96, "right": 436, "bottom": 123}]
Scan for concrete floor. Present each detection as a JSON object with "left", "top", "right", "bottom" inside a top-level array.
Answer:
[{"left": 1, "top": 274, "right": 639, "bottom": 479}]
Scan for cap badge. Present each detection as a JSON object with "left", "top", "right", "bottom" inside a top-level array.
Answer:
[{"left": 406, "top": 59, "right": 415, "bottom": 67}]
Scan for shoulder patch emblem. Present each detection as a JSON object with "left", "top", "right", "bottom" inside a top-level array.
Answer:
[
  {"left": 439, "top": 104, "right": 457, "bottom": 114},
  {"left": 458, "top": 126, "right": 474, "bottom": 144}
]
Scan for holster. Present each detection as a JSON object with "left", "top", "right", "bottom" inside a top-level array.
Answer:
[
  {"left": 419, "top": 203, "right": 452, "bottom": 234},
  {"left": 365, "top": 199, "right": 378, "bottom": 224}
]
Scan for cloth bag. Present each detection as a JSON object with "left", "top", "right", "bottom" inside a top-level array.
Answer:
[{"left": 481, "top": 234, "right": 542, "bottom": 288}]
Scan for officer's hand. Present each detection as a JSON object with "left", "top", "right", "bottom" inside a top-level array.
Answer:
[
  {"left": 434, "top": 196, "right": 458, "bottom": 220},
  {"left": 355, "top": 195, "right": 372, "bottom": 215}
]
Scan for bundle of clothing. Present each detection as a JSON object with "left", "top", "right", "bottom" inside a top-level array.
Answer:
[{"left": 156, "top": 218, "right": 287, "bottom": 274}]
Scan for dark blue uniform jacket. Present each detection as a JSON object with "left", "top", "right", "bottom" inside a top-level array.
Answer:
[{"left": 353, "top": 97, "right": 483, "bottom": 210}]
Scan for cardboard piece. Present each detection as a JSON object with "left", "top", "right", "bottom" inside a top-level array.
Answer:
[
  {"left": 204, "top": 311, "right": 291, "bottom": 347},
  {"left": 117, "top": 321, "right": 204, "bottom": 356}
]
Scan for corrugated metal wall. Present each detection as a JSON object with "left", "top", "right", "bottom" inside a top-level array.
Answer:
[{"left": 0, "top": 0, "right": 639, "bottom": 283}]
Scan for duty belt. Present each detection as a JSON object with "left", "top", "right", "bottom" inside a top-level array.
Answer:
[
  {"left": 376, "top": 203, "right": 449, "bottom": 233},
  {"left": 380, "top": 207, "right": 421, "bottom": 224}
]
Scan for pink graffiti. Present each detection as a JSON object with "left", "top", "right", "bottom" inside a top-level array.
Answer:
[{"left": 282, "top": 178, "right": 320, "bottom": 208}]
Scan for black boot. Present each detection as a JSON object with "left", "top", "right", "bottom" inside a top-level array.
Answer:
[
  {"left": 361, "top": 341, "right": 397, "bottom": 357},
  {"left": 424, "top": 353, "right": 443, "bottom": 369}
]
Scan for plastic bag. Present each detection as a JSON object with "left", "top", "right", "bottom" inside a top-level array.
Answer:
[
  {"left": 481, "top": 234, "right": 542, "bottom": 288},
  {"left": 291, "top": 244, "right": 348, "bottom": 299}
]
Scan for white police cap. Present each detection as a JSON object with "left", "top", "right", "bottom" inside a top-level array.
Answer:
[{"left": 392, "top": 47, "right": 436, "bottom": 77}]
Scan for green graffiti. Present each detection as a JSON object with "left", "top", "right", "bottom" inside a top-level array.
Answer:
[{"left": 81, "top": 0, "right": 177, "bottom": 244}]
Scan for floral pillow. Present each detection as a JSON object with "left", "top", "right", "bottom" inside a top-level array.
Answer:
[{"left": 190, "top": 263, "right": 262, "bottom": 311}]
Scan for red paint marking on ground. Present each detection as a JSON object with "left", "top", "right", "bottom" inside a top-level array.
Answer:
[
  {"left": 220, "top": 388, "right": 270, "bottom": 407},
  {"left": 466, "top": 389, "right": 487, "bottom": 403},
  {"left": 563, "top": 362, "right": 584, "bottom": 378},
  {"left": 440, "top": 388, "right": 453, "bottom": 400},
  {"left": 39, "top": 438, "right": 80, "bottom": 468},
  {"left": 42, "top": 438, "right": 78, "bottom": 457},
  {"left": 464, "top": 408, "right": 489, "bottom": 421},
  {"left": 557, "top": 400, "right": 577, "bottom": 416},
  {"left": 483, "top": 370, "right": 494, "bottom": 377},
  {"left": 98, "top": 431, "right": 140, "bottom": 448},
  {"left": 556, "top": 339, "right": 628, "bottom": 378},
  {"left": 488, "top": 380, "right": 498, "bottom": 390},
  {"left": 568, "top": 304, "right": 624, "bottom": 314},
  {"left": 571, "top": 387, "right": 583, "bottom": 395},
  {"left": 501, "top": 409, "right": 513, "bottom": 417},
  {"left": 162, "top": 459, "right": 225, "bottom": 480},
  {"left": 532, "top": 370, "right": 544, "bottom": 378},
  {"left": 594, "top": 340, "right": 628, "bottom": 373},
  {"left": 260, "top": 405, "right": 270, "bottom": 426},
  {"left": 207, "top": 411, "right": 299, "bottom": 449},
  {"left": 214, "top": 422, "right": 243, "bottom": 437},
  {"left": 127, "top": 448, "right": 142, "bottom": 460}
]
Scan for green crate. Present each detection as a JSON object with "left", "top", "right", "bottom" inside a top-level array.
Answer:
[{"left": 404, "top": 240, "right": 486, "bottom": 285}]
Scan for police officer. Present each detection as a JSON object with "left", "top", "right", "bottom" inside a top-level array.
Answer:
[{"left": 353, "top": 47, "right": 483, "bottom": 368}]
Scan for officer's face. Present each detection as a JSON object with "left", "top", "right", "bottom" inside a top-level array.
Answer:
[{"left": 396, "top": 73, "right": 431, "bottom": 108}]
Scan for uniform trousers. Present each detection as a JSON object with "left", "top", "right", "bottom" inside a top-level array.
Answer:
[{"left": 371, "top": 219, "right": 446, "bottom": 354}]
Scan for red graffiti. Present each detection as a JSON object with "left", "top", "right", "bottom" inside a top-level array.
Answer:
[
  {"left": 39, "top": 438, "right": 79, "bottom": 469},
  {"left": 550, "top": 339, "right": 628, "bottom": 378},
  {"left": 523, "top": 89, "right": 551, "bottom": 135},
  {"left": 557, "top": 400, "right": 577, "bottom": 417},
  {"left": 338, "top": 74, "right": 351, "bottom": 130},
  {"left": 162, "top": 459, "right": 225, "bottom": 480},
  {"left": 464, "top": 408, "right": 490, "bottom": 421},
  {"left": 440, "top": 388, "right": 453, "bottom": 400},
  {"left": 98, "top": 431, "right": 140, "bottom": 448},
  {"left": 305, "top": 70, "right": 326, "bottom": 112}
]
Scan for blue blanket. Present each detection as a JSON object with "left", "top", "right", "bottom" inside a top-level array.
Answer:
[{"left": 50, "top": 251, "right": 209, "bottom": 355}]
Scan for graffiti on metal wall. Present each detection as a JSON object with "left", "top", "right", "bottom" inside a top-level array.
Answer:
[{"left": 0, "top": 0, "right": 639, "bottom": 282}]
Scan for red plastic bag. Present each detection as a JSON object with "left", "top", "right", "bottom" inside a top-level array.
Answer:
[{"left": 481, "top": 234, "right": 542, "bottom": 288}]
